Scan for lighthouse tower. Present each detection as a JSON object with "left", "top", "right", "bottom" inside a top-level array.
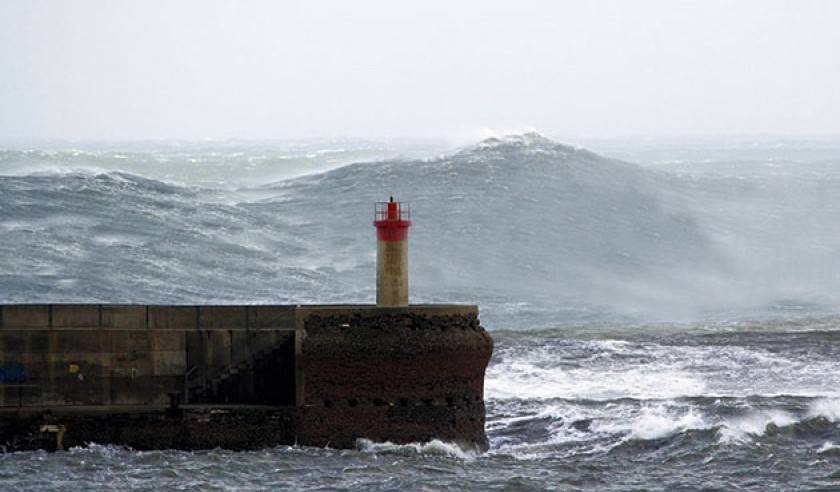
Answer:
[{"left": 374, "top": 197, "right": 411, "bottom": 306}]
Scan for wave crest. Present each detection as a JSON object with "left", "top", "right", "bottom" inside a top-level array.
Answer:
[
  {"left": 355, "top": 438, "right": 480, "bottom": 460},
  {"left": 807, "top": 398, "right": 840, "bottom": 421}
]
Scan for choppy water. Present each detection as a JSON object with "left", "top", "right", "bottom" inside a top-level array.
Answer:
[
  {"left": 2, "top": 135, "right": 840, "bottom": 490},
  {"left": 1, "top": 325, "right": 839, "bottom": 491}
]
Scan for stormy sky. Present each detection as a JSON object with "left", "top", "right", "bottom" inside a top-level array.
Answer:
[{"left": 1, "top": 0, "right": 839, "bottom": 140}]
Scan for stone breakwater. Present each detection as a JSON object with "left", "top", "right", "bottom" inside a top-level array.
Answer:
[
  {"left": 0, "top": 304, "right": 492, "bottom": 452},
  {"left": 299, "top": 310, "right": 493, "bottom": 450}
]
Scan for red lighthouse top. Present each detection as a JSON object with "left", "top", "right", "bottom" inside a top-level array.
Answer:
[{"left": 374, "top": 197, "right": 411, "bottom": 241}]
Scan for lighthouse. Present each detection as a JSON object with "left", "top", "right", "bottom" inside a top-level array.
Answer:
[{"left": 374, "top": 197, "right": 411, "bottom": 306}]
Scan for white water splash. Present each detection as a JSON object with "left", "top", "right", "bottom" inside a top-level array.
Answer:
[
  {"left": 624, "top": 406, "right": 709, "bottom": 441},
  {"left": 806, "top": 398, "right": 840, "bottom": 421},
  {"left": 817, "top": 441, "right": 840, "bottom": 454},
  {"left": 355, "top": 439, "right": 479, "bottom": 460},
  {"left": 717, "top": 410, "right": 797, "bottom": 444}
]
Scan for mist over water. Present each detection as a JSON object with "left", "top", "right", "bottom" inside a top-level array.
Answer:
[
  {"left": 2, "top": 134, "right": 840, "bottom": 490},
  {"left": 2, "top": 133, "right": 840, "bottom": 324}
]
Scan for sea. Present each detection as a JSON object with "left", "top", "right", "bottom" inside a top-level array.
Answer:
[{"left": 1, "top": 133, "right": 839, "bottom": 490}]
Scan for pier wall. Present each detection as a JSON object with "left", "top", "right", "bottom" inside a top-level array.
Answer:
[
  {"left": 0, "top": 304, "right": 492, "bottom": 451},
  {"left": 295, "top": 305, "right": 492, "bottom": 449},
  {"left": 0, "top": 305, "right": 296, "bottom": 407}
]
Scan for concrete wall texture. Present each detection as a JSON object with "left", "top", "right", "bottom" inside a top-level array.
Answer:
[
  {"left": 376, "top": 239, "right": 409, "bottom": 306},
  {"left": 0, "top": 305, "right": 296, "bottom": 407},
  {"left": 0, "top": 304, "right": 492, "bottom": 451}
]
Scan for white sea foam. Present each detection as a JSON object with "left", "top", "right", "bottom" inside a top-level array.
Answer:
[
  {"left": 817, "top": 441, "right": 840, "bottom": 454},
  {"left": 486, "top": 339, "right": 712, "bottom": 401},
  {"left": 486, "top": 362, "right": 707, "bottom": 401},
  {"left": 576, "top": 402, "right": 713, "bottom": 443},
  {"left": 806, "top": 398, "right": 840, "bottom": 421},
  {"left": 67, "top": 442, "right": 132, "bottom": 456},
  {"left": 490, "top": 395, "right": 826, "bottom": 460},
  {"left": 624, "top": 406, "right": 709, "bottom": 441},
  {"left": 486, "top": 334, "right": 840, "bottom": 402},
  {"left": 8, "top": 165, "right": 116, "bottom": 177},
  {"left": 492, "top": 400, "right": 715, "bottom": 457},
  {"left": 355, "top": 438, "right": 479, "bottom": 460},
  {"left": 716, "top": 410, "right": 797, "bottom": 444}
]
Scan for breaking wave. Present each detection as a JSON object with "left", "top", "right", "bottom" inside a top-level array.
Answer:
[
  {"left": 807, "top": 398, "right": 840, "bottom": 422},
  {"left": 355, "top": 439, "right": 480, "bottom": 460},
  {"left": 4, "top": 133, "right": 840, "bottom": 326},
  {"left": 484, "top": 325, "right": 840, "bottom": 471}
]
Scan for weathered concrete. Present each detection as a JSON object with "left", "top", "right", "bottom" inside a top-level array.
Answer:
[
  {"left": 0, "top": 304, "right": 492, "bottom": 451},
  {"left": 376, "top": 239, "right": 409, "bottom": 306}
]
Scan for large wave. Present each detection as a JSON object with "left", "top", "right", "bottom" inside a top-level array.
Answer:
[{"left": 2, "top": 133, "right": 840, "bottom": 326}]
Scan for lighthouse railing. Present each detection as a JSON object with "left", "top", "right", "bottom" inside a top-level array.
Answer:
[{"left": 374, "top": 202, "right": 411, "bottom": 221}]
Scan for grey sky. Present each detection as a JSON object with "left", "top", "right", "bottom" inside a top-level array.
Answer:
[{"left": 1, "top": 0, "right": 839, "bottom": 140}]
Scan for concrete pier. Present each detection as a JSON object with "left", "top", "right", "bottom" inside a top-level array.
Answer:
[{"left": 0, "top": 304, "right": 492, "bottom": 451}]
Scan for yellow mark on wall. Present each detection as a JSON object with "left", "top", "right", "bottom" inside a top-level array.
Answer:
[{"left": 68, "top": 363, "right": 80, "bottom": 374}]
